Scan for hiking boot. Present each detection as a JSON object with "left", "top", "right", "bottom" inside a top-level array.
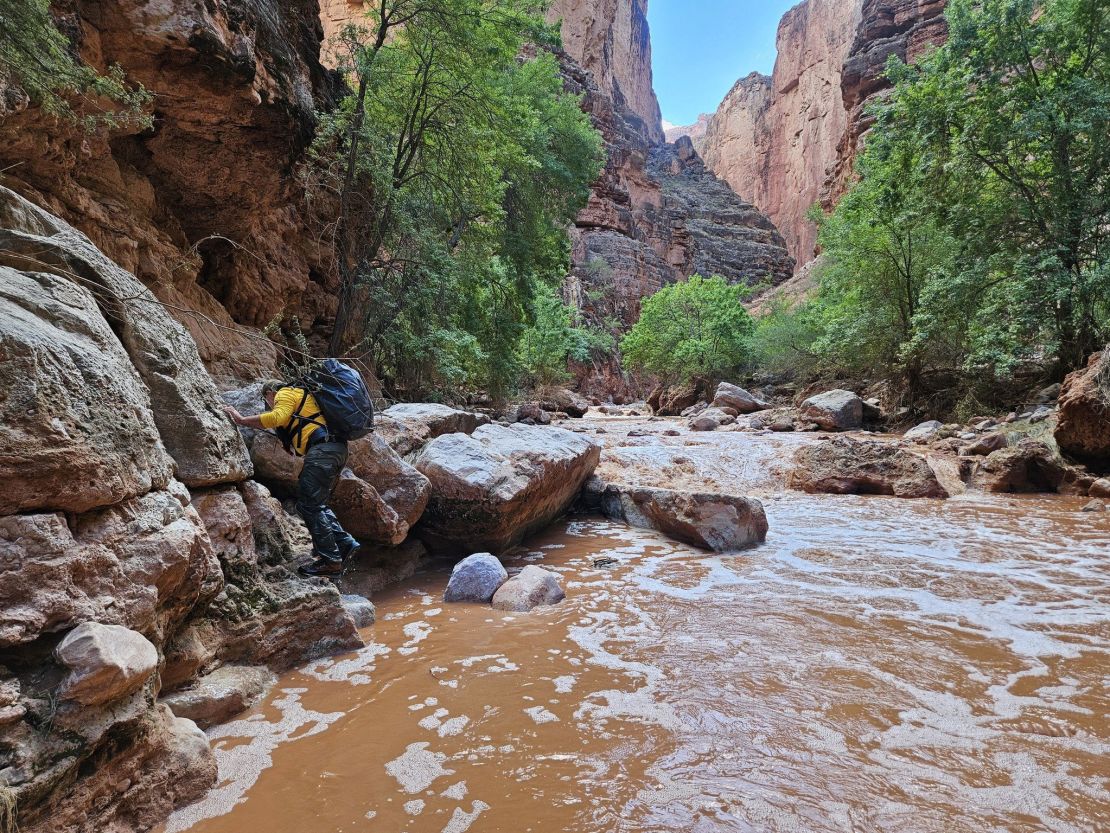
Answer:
[
  {"left": 298, "top": 557, "right": 345, "bottom": 577},
  {"left": 340, "top": 540, "right": 362, "bottom": 562}
]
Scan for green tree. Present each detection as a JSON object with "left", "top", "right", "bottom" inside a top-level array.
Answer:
[
  {"left": 518, "top": 285, "right": 613, "bottom": 386},
  {"left": 621, "top": 275, "right": 756, "bottom": 384},
  {"left": 0, "top": 0, "right": 150, "bottom": 129},
  {"left": 308, "top": 0, "right": 603, "bottom": 400}
]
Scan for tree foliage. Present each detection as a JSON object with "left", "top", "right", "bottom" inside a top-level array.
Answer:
[
  {"left": 0, "top": 0, "right": 150, "bottom": 129},
  {"left": 308, "top": 0, "right": 604, "bottom": 399},
  {"left": 621, "top": 275, "right": 755, "bottom": 384},
  {"left": 518, "top": 285, "right": 613, "bottom": 387},
  {"left": 763, "top": 0, "right": 1110, "bottom": 411}
]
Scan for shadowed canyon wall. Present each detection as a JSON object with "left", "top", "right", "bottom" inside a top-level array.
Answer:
[{"left": 696, "top": 0, "right": 948, "bottom": 268}]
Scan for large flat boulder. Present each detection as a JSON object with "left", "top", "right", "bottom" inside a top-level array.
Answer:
[
  {"left": 600, "top": 484, "right": 768, "bottom": 551},
  {"left": 1055, "top": 349, "right": 1110, "bottom": 469},
  {"left": 800, "top": 389, "right": 864, "bottom": 432},
  {"left": 376, "top": 403, "right": 491, "bottom": 456},
  {"left": 161, "top": 664, "right": 276, "bottom": 728},
  {"left": 414, "top": 424, "right": 600, "bottom": 553},
  {"left": 0, "top": 186, "right": 251, "bottom": 489},
  {"left": 789, "top": 437, "right": 949, "bottom": 498}
]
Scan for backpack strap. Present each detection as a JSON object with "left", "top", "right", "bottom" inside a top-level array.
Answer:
[{"left": 285, "top": 387, "right": 327, "bottom": 453}]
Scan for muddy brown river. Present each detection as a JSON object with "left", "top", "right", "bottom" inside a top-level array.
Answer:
[{"left": 162, "top": 426, "right": 1110, "bottom": 833}]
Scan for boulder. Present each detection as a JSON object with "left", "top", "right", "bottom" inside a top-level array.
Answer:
[
  {"left": 1082, "top": 499, "right": 1105, "bottom": 513},
  {"left": 0, "top": 483, "right": 220, "bottom": 648},
  {"left": 689, "top": 408, "right": 736, "bottom": 431},
  {"left": 512, "top": 402, "right": 553, "bottom": 425},
  {"left": 800, "top": 389, "right": 864, "bottom": 431},
  {"left": 600, "top": 485, "right": 768, "bottom": 551},
  {"left": 962, "top": 432, "right": 1010, "bottom": 457},
  {"left": 538, "top": 388, "right": 590, "bottom": 418},
  {"left": 161, "top": 664, "right": 276, "bottom": 728},
  {"left": 0, "top": 266, "right": 174, "bottom": 515},
  {"left": 346, "top": 432, "right": 432, "bottom": 532},
  {"left": 491, "top": 566, "right": 565, "bottom": 612},
  {"left": 376, "top": 403, "right": 491, "bottom": 457},
  {"left": 1055, "top": 349, "right": 1110, "bottom": 468},
  {"left": 1089, "top": 478, "right": 1110, "bottom": 499},
  {"left": 443, "top": 554, "right": 508, "bottom": 603},
  {"left": 788, "top": 437, "right": 949, "bottom": 498},
  {"left": 712, "top": 382, "right": 769, "bottom": 414},
  {"left": 55, "top": 623, "right": 159, "bottom": 706},
  {"left": 341, "top": 594, "right": 377, "bottom": 628},
  {"left": 975, "top": 439, "right": 1068, "bottom": 493},
  {"left": 0, "top": 186, "right": 252, "bottom": 490},
  {"left": 648, "top": 382, "right": 703, "bottom": 416},
  {"left": 331, "top": 469, "right": 408, "bottom": 545},
  {"left": 414, "top": 424, "right": 600, "bottom": 554}
]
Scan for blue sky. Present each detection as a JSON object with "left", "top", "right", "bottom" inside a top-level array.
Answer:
[{"left": 647, "top": 0, "right": 799, "bottom": 127}]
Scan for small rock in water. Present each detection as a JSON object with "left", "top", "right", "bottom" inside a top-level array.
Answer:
[
  {"left": 1081, "top": 499, "right": 1105, "bottom": 513},
  {"left": 341, "top": 594, "right": 377, "bottom": 628},
  {"left": 491, "top": 566, "right": 565, "bottom": 612},
  {"left": 592, "top": 557, "right": 620, "bottom": 569},
  {"left": 444, "top": 554, "right": 508, "bottom": 604}
]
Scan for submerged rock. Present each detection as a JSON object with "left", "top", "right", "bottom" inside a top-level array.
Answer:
[
  {"left": 444, "top": 554, "right": 508, "bottom": 603},
  {"left": 161, "top": 664, "right": 277, "bottom": 728},
  {"left": 491, "top": 566, "right": 565, "bottom": 612},
  {"left": 55, "top": 622, "right": 159, "bottom": 707},
  {"left": 414, "top": 424, "right": 600, "bottom": 554},
  {"left": 789, "top": 437, "right": 949, "bottom": 498},
  {"left": 800, "top": 389, "right": 864, "bottom": 432},
  {"left": 600, "top": 484, "right": 768, "bottom": 551}
]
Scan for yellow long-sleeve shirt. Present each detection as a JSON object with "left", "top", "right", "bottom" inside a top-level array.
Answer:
[{"left": 259, "top": 387, "right": 326, "bottom": 456}]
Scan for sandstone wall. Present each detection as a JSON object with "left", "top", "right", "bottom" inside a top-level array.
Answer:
[
  {"left": 699, "top": 0, "right": 863, "bottom": 266},
  {"left": 698, "top": 0, "right": 948, "bottom": 268}
]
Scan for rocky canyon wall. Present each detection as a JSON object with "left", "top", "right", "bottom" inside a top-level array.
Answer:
[{"left": 696, "top": 0, "right": 948, "bottom": 268}]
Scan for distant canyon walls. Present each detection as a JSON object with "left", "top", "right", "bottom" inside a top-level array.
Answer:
[{"left": 695, "top": 0, "right": 949, "bottom": 268}]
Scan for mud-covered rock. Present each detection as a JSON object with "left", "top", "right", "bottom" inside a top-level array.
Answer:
[
  {"left": 600, "top": 484, "right": 768, "bottom": 550},
  {"left": 55, "top": 622, "right": 159, "bottom": 706},
  {"left": 492, "top": 566, "right": 566, "bottom": 612},
  {"left": 414, "top": 424, "right": 600, "bottom": 554},
  {"left": 1055, "top": 349, "right": 1110, "bottom": 469},
  {"left": 800, "top": 389, "right": 865, "bottom": 432},
  {"left": 444, "top": 554, "right": 508, "bottom": 603},
  {"left": 161, "top": 664, "right": 276, "bottom": 728},
  {"left": 789, "top": 437, "right": 949, "bottom": 498}
]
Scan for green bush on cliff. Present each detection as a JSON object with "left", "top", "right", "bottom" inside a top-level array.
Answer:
[
  {"left": 308, "top": 0, "right": 604, "bottom": 400},
  {"left": 620, "top": 275, "right": 755, "bottom": 384},
  {"left": 0, "top": 0, "right": 150, "bottom": 129}
]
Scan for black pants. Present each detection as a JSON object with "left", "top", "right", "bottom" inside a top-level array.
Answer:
[{"left": 296, "top": 441, "right": 357, "bottom": 563}]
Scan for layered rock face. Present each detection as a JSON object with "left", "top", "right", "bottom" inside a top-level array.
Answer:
[
  {"left": 697, "top": 0, "right": 948, "bottom": 267},
  {"left": 699, "top": 0, "right": 863, "bottom": 266},
  {"left": 0, "top": 187, "right": 362, "bottom": 831},
  {"left": 0, "top": 0, "right": 339, "bottom": 381}
]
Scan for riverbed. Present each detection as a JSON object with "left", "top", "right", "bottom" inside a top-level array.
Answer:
[{"left": 162, "top": 421, "right": 1110, "bottom": 833}]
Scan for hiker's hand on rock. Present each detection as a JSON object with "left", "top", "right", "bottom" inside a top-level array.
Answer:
[{"left": 223, "top": 406, "right": 243, "bottom": 425}]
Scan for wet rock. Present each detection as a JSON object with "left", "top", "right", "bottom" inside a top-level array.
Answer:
[
  {"left": 0, "top": 484, "right": 219, "bottom": 648},
  {"left": 491, "top": 566, "right": 565, "bottom": 612},
  {"left": 975, "top": 440, "right": 1068, "bottom": 494},
  {"left": 376, "top": 403, "right": 491, "bottom": 457},
  {"left": 600, "top": 484, "right": 768, "bottom": 550},
  {"left": 414, "top": 424, "right": 600, "bottom": 554},
  {"left": 1089, "top": 478, "right": 1110, "bottom": 498},
  {"left": 712, "top": 382, "right": 769, "bottom": 414},
  {"left": 0, "top": 186, "right": 252, "bottom": 491},
  {"left": 55, "top": 623, "right": 159, "bottom": 706},
  {"left": 443, "top": 554, "right": 509, "bottom": 603},
  {"left": 538, "top": 388, "right": 590, "bottom": 418},
  {"left": 690, "top": 408, "right": 736, "bottom": 431},
  {"left": 161, "top": 664, "right": 276, "bottom": 728},
  {"left": 789, "top": 437, "right": 949, "bottom": 498},
  {"left": 1081, "top": 499, "right": 1105, "bottom": 513},
  {"left": 962, "top": 432, "right": 1010, "bottom": 457},
  {"left": 337, "top": 539, "right": 428, "bottom": 600},
  {"left": 1055, "top": 350, "right": 1110, "bottom": 469},
  {"left": 904, "top": 420, "right": 943, "bottom": 442},
  {"left": 799, "top": 389, "right": 864, "bottom": 432},
  {"left": 341, "top": 595, "right": 377, "bottom": 628}
]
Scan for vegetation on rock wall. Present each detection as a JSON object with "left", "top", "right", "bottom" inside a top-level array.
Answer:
[
  {"left": 308, "top": 0, "right": 603, "bottom": 400},
  {"left": 752, "top": 0, "right": 1109, "bottom": 414},
  {"left": 0, "top": 0, "right": 150, "bottom": 128}
]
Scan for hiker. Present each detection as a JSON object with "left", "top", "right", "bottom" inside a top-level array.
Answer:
[{"left": 224, "top": 379, "right": 361, "bottom": 577}]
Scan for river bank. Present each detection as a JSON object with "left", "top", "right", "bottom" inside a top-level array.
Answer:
[{"left": 160, "top": 416, "right": 1110, "bottom": 833}]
